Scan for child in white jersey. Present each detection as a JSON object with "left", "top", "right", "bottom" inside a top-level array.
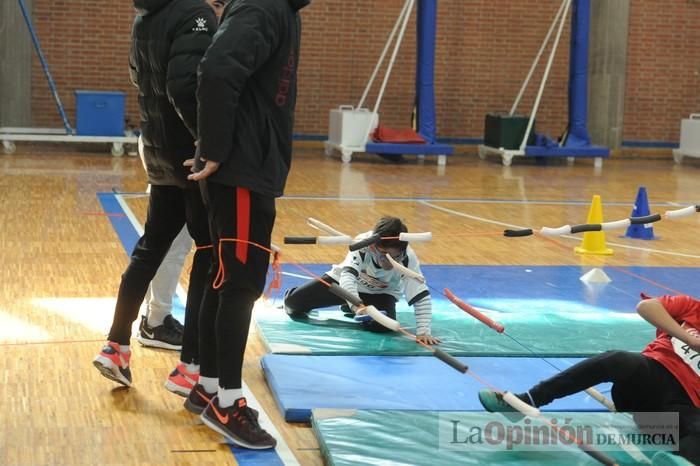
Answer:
[{"left": 283, "top": 216, "right": 440, "bottom": 345}]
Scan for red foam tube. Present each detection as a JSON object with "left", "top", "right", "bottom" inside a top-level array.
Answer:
[{"left": 444, "top": 288, "right": 505, "bottom": 333}]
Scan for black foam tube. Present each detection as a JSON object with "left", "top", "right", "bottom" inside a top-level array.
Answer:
[
  {"left": 504, "top": 229, "right": 534, "bottom": 237},
  {"left": 284, "top": 236, "right": 318, "bottom": 244},
  {"left": 348, "top": 233, "right": 381, "bottom": 251},
  {"left": 327, "top": 283, "right": 363, "bottom": 307},
  {"left": 433, "top": 349, "right": 468, "bottom": 373},
  {"left": 570, "top": 224, "right": 602, "bottom": 234},
  {"left": 629, "top": 214, "right": 662, "bottom": 225}
]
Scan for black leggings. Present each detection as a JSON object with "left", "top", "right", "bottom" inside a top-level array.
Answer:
[
  {"left": 527, "top": 351, "right": 700, "bottom": 463},
  {"left": 108, "top": 184, "right": 212, "bottom": 365},
  {"left": 198, "top": 182, "right": 276, "bottom": 390},
  {"left": 283, "top": 274, "right": 397, "bottom": 333}
]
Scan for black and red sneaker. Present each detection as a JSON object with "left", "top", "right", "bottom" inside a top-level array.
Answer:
[
  {"left": 184, "top": 383, "right": 214, "bottom": 415},
  {"left": 201, "top": 396, "right": 275, "bottom": 449}
]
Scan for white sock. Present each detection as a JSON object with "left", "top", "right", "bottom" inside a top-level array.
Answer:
[
  {"left": 199, "top": 376, "right": 218, "bottom": 394},
  {"left": 218, "top": 387, "right": 244, "bottom": 408},
  {"left": 184, "top": 363, "right": 200, "bottom": 374}
]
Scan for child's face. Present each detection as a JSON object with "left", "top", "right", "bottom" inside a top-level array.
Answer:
[
  {"left": 372, "top": 244, "right": 405, "bottom": 270},
  {"left": 206, "top": 0, "right": 227, "bottom": 20}
]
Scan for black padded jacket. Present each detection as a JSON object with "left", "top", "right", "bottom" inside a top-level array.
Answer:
[
  {"left": 196, "top": 0, "right": 310, "bottom": 197},
  {"left": 130, "top": 0, "right": 217, "bottom": 187}
]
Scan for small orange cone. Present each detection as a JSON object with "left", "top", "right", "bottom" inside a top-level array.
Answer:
[{"left": 575, "top": 195, "right": 613, "bottom": 255}]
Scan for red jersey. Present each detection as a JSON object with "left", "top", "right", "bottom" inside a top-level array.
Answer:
[{"left": 641, "top": 295, "right": 700, "bottom": 407}]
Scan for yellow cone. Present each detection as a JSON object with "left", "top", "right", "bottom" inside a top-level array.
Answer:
[{"left": 574, "top": 195, "right": 613, "bottom": 255}]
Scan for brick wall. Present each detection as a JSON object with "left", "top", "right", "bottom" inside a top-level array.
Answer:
[
  {"left": 31, "top": 0, "right": 137, "bottom": 129},
  {"left": 624, "top": 0, "right": 700, "bottom": 143},
  {"left": 28, "top": 0, "right": 700, "bottom": 144}
]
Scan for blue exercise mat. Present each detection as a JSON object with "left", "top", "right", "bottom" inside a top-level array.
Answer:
[
  {"left": 261, "top": 355, "right": 612, "bottom": 422},
  {"left": 257, "top": 264, "right": 700, "bottom": 356}
]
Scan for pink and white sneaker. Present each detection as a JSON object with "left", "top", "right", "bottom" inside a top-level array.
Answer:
[
  {"left": 93, "top": 342, "right": 132, "bottom": 387},
  {"left": 164, "top": 363, "right": 199, "bottom": 397}
]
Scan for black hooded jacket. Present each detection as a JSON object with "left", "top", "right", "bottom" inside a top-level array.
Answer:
[
  {"left": 130, "top": 0, "right": 217, "bottom": 187},
  {"left": 197, "top": 0, "right": 310, "bottom": 197}
]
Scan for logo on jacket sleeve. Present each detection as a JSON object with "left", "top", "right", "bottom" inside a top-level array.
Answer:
[
  {"left": 193, "top": 17, "right": 209, "bottom": 32},
  {"left": 276, "top": 51, "right": 295, "bottom": 106}
]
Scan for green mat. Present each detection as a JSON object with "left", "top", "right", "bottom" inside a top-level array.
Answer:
[
  {"left": 312, "top": 409, "right": 669, "bottom": 466},
  {"left": 255, "top": 304, "right": 655, "bottom": 356}
]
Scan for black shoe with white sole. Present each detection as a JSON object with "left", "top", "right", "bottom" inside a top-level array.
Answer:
[{"left": 137, "top": 315, "right": 182, "bottom": 350}]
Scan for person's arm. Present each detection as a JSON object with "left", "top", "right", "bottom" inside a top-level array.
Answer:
[
  {"left": 403, "top": 251, "right": 440, "bottom": 344},
  {"left": 166, "top": 4, "right": 217, "bottom": 138},
  {"left": 339, "top": 267, "right": 362, "bottom": 312},
  {"left": 637, "top": 298, "right": 700, "bottom": 351},
  {"left": 411, "top": 293, "right": 439, "bottom": 345},
  {"left": 196, "top": 3, "right": 281, "bottom": 166}
]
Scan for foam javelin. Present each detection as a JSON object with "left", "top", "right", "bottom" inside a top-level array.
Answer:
[{"left": 504, "top": 205, "right": 700, "bottom": 238}]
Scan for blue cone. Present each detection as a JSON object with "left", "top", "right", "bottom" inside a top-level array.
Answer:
[{"left": 625, "top": 186, "right": 656, "bottom": 240}]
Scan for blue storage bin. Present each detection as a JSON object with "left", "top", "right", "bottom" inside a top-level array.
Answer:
[{"left": 74, "top": 90, "right": 125, "bottom": 136}]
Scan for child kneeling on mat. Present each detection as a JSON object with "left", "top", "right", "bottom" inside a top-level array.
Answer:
[
  {"left": 478, "top": 294, "right": 700, "bottom": 466},
  {"left": 283, "top": 216, "right": 440, "bottom": 345}
]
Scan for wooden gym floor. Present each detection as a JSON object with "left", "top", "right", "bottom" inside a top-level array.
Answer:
[{"left": 1, "top": 146, "right": 699, "bottom": 465}]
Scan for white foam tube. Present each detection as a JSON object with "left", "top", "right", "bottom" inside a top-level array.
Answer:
[
  {"left": 307, "top": 217, "right": 348, "bottom": 237},
  {"left": 385, "top": 254, "right": 426, "bottom": 283},
  {"left": 664, "top": 205, "right": 696, "bottom": 219},
  {"left": 539, "top": 225, "right": 572, "bottom": 236},
  {"left": 399, "top": 232, "right": 432, "bottom": 242},
  {"left": 317, "top": 235, "right": 353, "bottom": 245},
  {"left": 502, "top": 392, "right": 541, "bottom": 417},
  {"left": 601, "top": 219, "right": 631, "bottom": 231},
  {"left": 584, "top": 388, "right": 616, "bottom": 412},
  {"left": 363, "top": 305, "right": 401, "bottom": 331}
]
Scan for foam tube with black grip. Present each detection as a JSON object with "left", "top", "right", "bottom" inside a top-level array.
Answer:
[
  {"left": 348, "top": 233, "right": 381, "bottom": 251},
  {"left": 504, "top": 229, "right": 534, "bottom": 237},
  {"left": 327, "top": 283, "right": 363, "bottom": 307},
  {"left": 570, "top": 224, "right": 602, "bottom": 234},
  {"left": 433, "top": 348, "right": 468, "bottom": 373},
  {"left": 364, "top": 305, "right": 401, "bottom": 331},
  {"left": 316, "top": 235, "right": 353, "bottom": 245},
  {"left": 629, "top": 213, "right": 661, "bottom": 224},
  {"left": 284, "top": 236, "right": 318, "bottom": 244}
]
